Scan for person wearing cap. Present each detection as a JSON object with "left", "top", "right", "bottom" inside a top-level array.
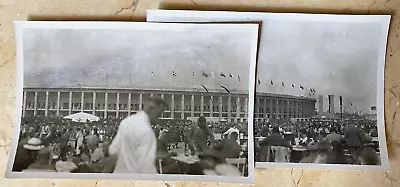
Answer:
[
  {"left": 344, "top": 124, "right": 364, "bottom": 164},
  {"left": 259, "top": 127, "right": 292, "bottom": 162},
  {"left": 213, "top": 132, "right": 242, "bottom": 159},
  {"left": 109, "top": 98, "right": 167, "bottom": 173},
  {"left": 222, "top": 123, "right": 240, "bottom": 144},
  {"left": 187, "top": 116, "right": 215, "bottom": 155},
  {"left": 23, "top": 147, "right": 55, "bottom": 172},
  {"left": 12, "top": 137, "right": 44, "bottom": 171}
]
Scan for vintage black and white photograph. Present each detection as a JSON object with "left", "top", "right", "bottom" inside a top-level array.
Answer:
[
  {"left": 6, "top": 21, "right": 258, "bottom": 183},
  {"left": 147, "top": 10, "right": 391, "bottom": 170}
]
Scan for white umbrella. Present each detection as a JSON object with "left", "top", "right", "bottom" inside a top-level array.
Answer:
[{"left": 63, "top": 112, "right": 100, "bottom": 123}]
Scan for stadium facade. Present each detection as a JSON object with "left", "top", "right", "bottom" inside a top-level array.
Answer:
[{"left": 22, "top": 87, "right": 316, "bottom": 122}]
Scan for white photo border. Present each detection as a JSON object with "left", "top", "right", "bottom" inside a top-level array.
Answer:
[
  {"left": 6, "top": 21, "right": 259, "bottom": 184},
  {"left": 146, "top": 9, "right": 391, "bottom": 171}
]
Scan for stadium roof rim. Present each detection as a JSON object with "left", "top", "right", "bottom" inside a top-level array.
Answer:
[{"left": 23, "top": 86, "right": 317, "bottom": 101}]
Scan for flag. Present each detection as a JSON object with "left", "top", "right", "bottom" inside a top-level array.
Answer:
[
  {"left": 202, "top": 72, "right": 208, "bottom": 77},
  {"left": 371, "top": 106, "right": 377, "bottom": 111},
  {"left": 192, "top": 72, "right": 195, "bottom": 76},
  {"left": 220, "top": 72, "right": 226, "bottom": 77},
  {"left": 212, "top": 72, "right": 216, "bottom": 78},
  {"left": 310, "top": 88, "right": 313, "bottom": 92},
  {"left": 292, "top": 84, "right": 295, "bottom": 88},
  {"left": 300, "top": 85, "right": 304, "bottom": 89},
  {"left": 151, "top": 71, "right": 155, "bottom": 77},
  {"left": 238, "top": 75, "right": 241, "bottom": 82},
  {"left": 270, "top": 80, "right": 273, "bottom": 85},
  {"left": 282, "top": 82, "right": 284, "bottom": 87},
  {"left": 172, "top": 71, "right": 177, "bottom": 76},
  {"left": 230, "top": 73, "right": 233, "bottom": 78},
  {"left": 258, "top": 79, "right": 261, "bottom": 85}
]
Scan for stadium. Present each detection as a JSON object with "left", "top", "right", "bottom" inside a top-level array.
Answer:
[{"left": 21, "top": 86, "right": 317, "bottom": 122}]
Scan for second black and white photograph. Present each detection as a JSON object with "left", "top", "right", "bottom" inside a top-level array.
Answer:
[
  {"left": 6, "top": 21, "right": 258, "bottom": 183},
  {"left": 147, "top": 10, "right": 390, "bottom": 170}
]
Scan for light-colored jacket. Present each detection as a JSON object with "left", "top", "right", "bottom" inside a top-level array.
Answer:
[{"left": 109, "top": 111, "right": 158, "bottom": 174}]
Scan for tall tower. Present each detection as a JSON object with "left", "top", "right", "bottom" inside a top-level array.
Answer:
[
  {"left": 318, "top": 95, "right": 324, "bottom": 113},
  {"left": 328, "top": 95, "right": 335, "bottom": 114}
]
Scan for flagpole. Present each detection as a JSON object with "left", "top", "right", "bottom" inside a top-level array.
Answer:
[
  {"left": 192, "top": 72, "right": 195, "bottom": 90},
  {"left": 129, "top": 73, "right": 131, "bottom": 87}
]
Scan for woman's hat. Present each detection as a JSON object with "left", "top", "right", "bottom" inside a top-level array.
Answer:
[{"left": 23, "top": 138, "right": 44, "bottom": 151}]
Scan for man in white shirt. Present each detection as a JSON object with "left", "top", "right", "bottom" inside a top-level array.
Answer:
[{"left": 109, "top": 98, "right": 167, "bottom": 173}]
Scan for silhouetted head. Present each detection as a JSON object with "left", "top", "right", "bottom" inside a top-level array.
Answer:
[{"left": 144, "top": 98, "right": 167, "bottom": 124}]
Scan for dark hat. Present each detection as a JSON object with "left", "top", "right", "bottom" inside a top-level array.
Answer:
[{"left": 198, "top": 116, "right": 207, "bottom": 123}]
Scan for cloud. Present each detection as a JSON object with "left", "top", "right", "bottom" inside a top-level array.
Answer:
[
  {"left": 256, "top": 20, "right": 383, "bottom": 113},
  {"left": 23, "top": 26, "right": 254, "bottom": 92}
]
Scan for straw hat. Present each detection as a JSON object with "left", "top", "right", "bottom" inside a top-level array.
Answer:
[{"left": 23, "top": 138, "right": 44, "bottom": 151}]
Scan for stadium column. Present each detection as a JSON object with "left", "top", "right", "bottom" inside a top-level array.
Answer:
[
  {"left": 236, "top": 97, "right": 240, "bottom": 120},
  {"left": 92, "top": 92, "right": 96, "bottom": 115},
  {"left": 286, "top": 100, "right": 290, "bottom": 119},
  {"left": 181, "top": 94, "right": 185, "bottom": 119},
  {"left": 81, "top": 92, "right": 84, "bottom": 112},
  {"left": 34, "top": 91, "right": 38, "bottom": 116},
  {"left": 276, "top": 99, "right": 279, "bottom": 119},
  {"left": 56, "top": 92, "right": 60, "bottom": 116},
  {"left": 244, "top": 97, "right": 248, "bottom": 119},
  {"left": 68, "top": 92, "right": 72, "bottom": 115},
  {"left": 219, "top": 96, "right": 223, "bottom": 119},
  {"left": 139, "top": 93, "right": 143, "bottom": 110},
  {"left": 45, "top": 91, "right": 49, "bottom": 117},
  {"left": 104, "top": 92, "right": 108, "bottom": 118},
  {"left": 296, "top": 100, "right": 299, "bottom": 118},
  {"left": 200, "top": 95, "right": 204, "bottom": 116},
  {"left": 160, "top": 94, "right": 164, "bottom": 118},
  {"left": 128, "top": 93, "right": 131, "bottom": 116},
  {"left": 191, "top": 95, "right": 194, "bottom": 117},
  {"left": 170, "top": 94, "right": 175, "bottom": 118},
  {"left": 116, "top": 93, "right": 120, "bottom": 118},
  {"left": 22, "top": 91, "right": 26, "bottom": 117},
  {"left": 269, "top": 98, "right": 273, "bottom": 119},
  {"left": 228, "top": 96, "right": 232, "bottom": 121},
  {"left": 256, "top": 97, "right": 260, "bottom": 120},
  {"left": 150, "top": 93, "right": 154, "bottom": 98},
  {"left": 264, "top": 98, "right": 267, "bottom": 119},
  {"left": 209, "top": 96, "right": 213, "bottom": 116}
]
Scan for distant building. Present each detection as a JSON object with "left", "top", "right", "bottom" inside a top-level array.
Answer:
[{"left": 22, "top": 86, "right": 316, "bottom": 122}]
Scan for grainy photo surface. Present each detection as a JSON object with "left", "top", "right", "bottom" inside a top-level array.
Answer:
[
  {"left": 6, "top": 21, "right": 258, "bottom": 183},
  {"left": 147, "top": 10, "right": 391, "bottom": 170}
]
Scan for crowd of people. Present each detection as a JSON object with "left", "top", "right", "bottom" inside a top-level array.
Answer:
[
  {"left": 254, "top": 119, "right": 380, "bottom": 165},
  {"left": 13, "top": 98, "right": 248, "bottom": 176}
]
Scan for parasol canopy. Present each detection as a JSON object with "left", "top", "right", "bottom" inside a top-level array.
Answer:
[{"left": 63, "top": 112, "right": 100, "bottom": 123}]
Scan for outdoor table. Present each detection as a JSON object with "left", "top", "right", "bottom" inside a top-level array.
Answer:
[{"left": 290, "top": 146, "right": 308, "bottom": 163}]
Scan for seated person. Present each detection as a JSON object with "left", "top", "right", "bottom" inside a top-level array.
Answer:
[
  {"left": 155, "top": 132, "right": 183, "bottom": 174},
  {"left": 22, "top": 147, "right": 56, "bottom": 172},
  {"left": 213, "top": 132, "right": 242, "bottom": 159}
]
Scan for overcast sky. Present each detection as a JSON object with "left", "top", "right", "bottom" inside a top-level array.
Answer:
[
  {"left": 256, "top": 19, "right": 382, "bottom": 114},
  {"left": 23, "top": 26, "right": 254, "bottom": 93},
  {"left": 23, "top": 19, "right": 384, "bottom": 114}
]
